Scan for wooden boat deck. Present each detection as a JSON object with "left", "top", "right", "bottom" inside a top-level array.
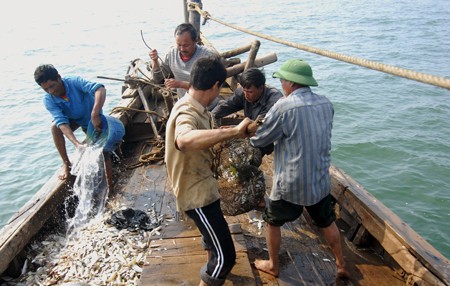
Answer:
[
  {"left": 140, "top": 221, "right": 255, "bottom": 286},
  {"left": 109, "top": 140, "right": 406, "bottom": 286}
]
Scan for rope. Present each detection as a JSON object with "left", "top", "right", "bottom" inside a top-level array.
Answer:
[
  {"left": 111, "top": 106, "right": 166, "bottom": 119},
  {"left": 134, "top": 79, "right": 177, "bottom": 97},
  {"left": 122, "top": 64, "right": 175, "bottom": 95},
  {"left": 126, "top": 140, "right": 165, "bottom": 169},
  {"left": 110, "top": 106, "right": 166, "bottom": 170},
  {"left": 191, "top": 4, "right": 450, "bottom": 91},
  {"left": 139, "top": 30, "right": 171, "bottom": 80}
]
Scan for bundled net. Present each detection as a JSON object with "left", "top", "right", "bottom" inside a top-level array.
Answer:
[{"left": 212, "top": 138, "right": 266, "bottom": 216}]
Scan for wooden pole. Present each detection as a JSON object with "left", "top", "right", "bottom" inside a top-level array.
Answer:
[
  {"left": 183, "top": 0, "right": 188, "bottom": 23},
  {"left": 226, "top": 52, "right": 277, "bottom": 77},
  {"left": 244, "top": 40, "right": 261, "bottom": 70},
  {"left": 137, "top": 86, "right": 162, "bottom": 142},
  {"left": 188, "top": 0, "right": 202, "bottom": 38},
  {"left": 220, "top": 43, "right": 253, "bottom": 58}
]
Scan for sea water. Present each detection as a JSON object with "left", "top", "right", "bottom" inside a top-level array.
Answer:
[
  {"left": 0, "top": 0, "right": 448, "bottom": 259},
  {"left": 66, "top": 145, "right": 109, "bottom": 232}
]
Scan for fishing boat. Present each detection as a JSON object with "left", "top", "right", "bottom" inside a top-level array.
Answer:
[{"left": 0, "top": 1, "right": 449, "bottom": 285}]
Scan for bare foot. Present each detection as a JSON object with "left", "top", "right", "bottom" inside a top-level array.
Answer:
[
  {"left": 58, "top": 165, "right": 71, "bottom": 180},
  {"left": 337, "top": 267, "right": 350, "bottom": 279},
  {"left": 253, "top": 259, "right": 278, "bottom": 277}
]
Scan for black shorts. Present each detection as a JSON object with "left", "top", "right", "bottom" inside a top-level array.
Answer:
[{"left": 262, "top": 194, "right": 336, "bottom": 228}]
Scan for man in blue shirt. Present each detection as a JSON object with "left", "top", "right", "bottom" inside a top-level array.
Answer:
[
  {"left": 34, "top": 64, "right": 111, "bottom": 186},
  {"left": 248, "top": 59, "right": 349, "bottom": 279}
]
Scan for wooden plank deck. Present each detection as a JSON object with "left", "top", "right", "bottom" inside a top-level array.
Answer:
[
  {"left": 112, "top": 141, "right": 407, "bottom": 286},
  {"left": 140, "top": 221, "right": 256, "bottom": 286}
]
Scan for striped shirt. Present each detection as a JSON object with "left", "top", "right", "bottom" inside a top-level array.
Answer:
[
  {"left": 152, "top": 45, "right": 215, "bottom": 98},
  {"left": 250, "top": 87, "right": 334, "bottom": 206}
]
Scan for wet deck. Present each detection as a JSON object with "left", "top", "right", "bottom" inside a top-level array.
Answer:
[{"left": 110, "top": 141, "right": 406, "bottom": 286}]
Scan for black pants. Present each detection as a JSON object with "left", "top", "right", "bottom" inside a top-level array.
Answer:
[{"left": 185, "top": 200, "right": 236, "bottom": 286}]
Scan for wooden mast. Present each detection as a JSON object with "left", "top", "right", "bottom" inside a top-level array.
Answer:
[
  {"left": 183, "top": 0, "right": 188, "bottom": 23},
  {"left": 187, "top": 0, "right": 202, "bottom": 39}
]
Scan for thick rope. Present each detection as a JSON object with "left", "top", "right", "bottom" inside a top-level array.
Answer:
[
  {"left": 126, "top": 140, "right": 165, "bottom": 169},
  {"left": 111, "top": 106, "right": 166, "bottom": 119},
  {"left": 191, "top": 4, "right": 450, "bottom": 91}
]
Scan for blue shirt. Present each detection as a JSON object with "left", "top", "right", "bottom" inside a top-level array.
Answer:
[
  {"left": 250, "top": 87, "right": 334, "bottom": 206},
  {"left": 43, "top": 76, "right": 104, "bottom": 128}
]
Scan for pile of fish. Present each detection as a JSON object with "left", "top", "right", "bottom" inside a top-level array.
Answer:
[{"left": 1, "top": 207, "right": 163, "bottom": 286}]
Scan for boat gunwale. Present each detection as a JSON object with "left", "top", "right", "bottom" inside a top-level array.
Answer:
[{"left": 331, "top": 164, "right": 449, "bottom": 285}]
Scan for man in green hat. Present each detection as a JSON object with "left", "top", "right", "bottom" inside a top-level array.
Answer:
[{"left": 248, "top": 59, "right": 349, "bottom": 279}]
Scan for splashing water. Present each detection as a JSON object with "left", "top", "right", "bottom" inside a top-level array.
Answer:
[{"left": 66, "top": 144, "right": 109, "bottom": 233}]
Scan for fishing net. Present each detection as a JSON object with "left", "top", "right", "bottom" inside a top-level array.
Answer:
[{"left": 212, "top": 138, "right": 266, "bottom": 216}]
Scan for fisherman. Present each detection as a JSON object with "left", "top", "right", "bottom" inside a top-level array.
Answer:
[
  {"left": 149, "top": 22, "right": 218, "bottom": 109},
  {"left": 248, "top": 59, "right": 350, "bottom": 279},
  {"left": 165, "top": 55, "right": 252, "bottom": 286},
  {"left": 211, "top": 67, "right": 283, "bottom": 156},
  {"left": 34, "top": 64, "right": 115, "bottom": 190}
]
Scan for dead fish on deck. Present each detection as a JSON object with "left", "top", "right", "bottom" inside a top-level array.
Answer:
[{"left": 4, "top": 207, "right": 160, "bottom": 286}]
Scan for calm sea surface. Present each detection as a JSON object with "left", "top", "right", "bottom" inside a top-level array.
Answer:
[{"left": 0, "top": 0, "right": 449, "bottom": 259}]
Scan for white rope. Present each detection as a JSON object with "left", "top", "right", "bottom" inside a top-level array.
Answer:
[{"left": 192, "top": 4, "right": 450, "bottom": 91}]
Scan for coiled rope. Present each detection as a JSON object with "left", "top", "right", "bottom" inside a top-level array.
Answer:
[
  {"left": 125, "top": 140, "right": 165, "bottom": 169},
  {"left": 190, "top": 4, "right": 450, "bottom": 91},
  {"left": 111, "top": 106, "right": 166, "bottom": 169}
]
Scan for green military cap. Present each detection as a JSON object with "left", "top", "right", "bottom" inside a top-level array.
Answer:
[{"left": 273, "top": 59, "right": 318, "bottom": 86}]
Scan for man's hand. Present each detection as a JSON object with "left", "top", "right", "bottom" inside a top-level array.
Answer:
[
  {"left": 91, "top": 113, "right": 102, "bottom": 132},
  {"left": 246, "top": 121, "right": 258, "bottom": 136},
  {"left": 74, "top": 142, "right": 87, "bottom": 151},
  {"left": 149, "top": 49, "right": 159, "bottom": 62},
  {"left": 235, "top": 118, "right": 253, "bottom": 138},
  {"left": 164, "top": 78, "right": 180, "bottom": 89},
  {"left": 246, "top": 115, "right": 264, "bottom": 135},
  {"left": 165, "top": 78, "right": 190, "bottom": 91}
]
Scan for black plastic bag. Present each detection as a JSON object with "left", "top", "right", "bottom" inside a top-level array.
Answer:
[{"left": 107, "top": 208, "right": 158, "bottom": 231}]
